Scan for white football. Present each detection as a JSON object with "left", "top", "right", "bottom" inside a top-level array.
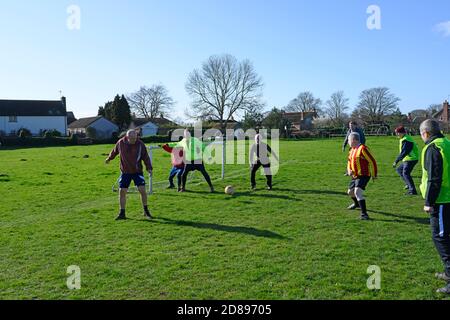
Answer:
[{"left": 225, "top": 186, "right": 235, "bottom": 195}]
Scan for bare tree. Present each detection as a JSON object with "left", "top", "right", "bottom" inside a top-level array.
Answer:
[
  {"left": 185, "top": 54, "right": 264, "bottom": 131},
  {"left": 325, "top": 91, "right": 349, "bottom": 125},
  {"left": 427, "top": 103, "right": 442, "bottom": 117},
  {"left": 354, "top": 87, "right": 400, "bottom": 123},
  {"left": 128, "top": 84, "right": 174, "bottom": 119},
  {"left": 285, "top": 91, "right": 322, "bottom": 114}
]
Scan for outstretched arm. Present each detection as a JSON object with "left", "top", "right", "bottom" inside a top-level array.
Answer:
[
  {"left": 394, "top": 140, "right": 413, "bottom": 165},
  {"left": 105, "top": 143, "right": 119, "bottom": 164}
]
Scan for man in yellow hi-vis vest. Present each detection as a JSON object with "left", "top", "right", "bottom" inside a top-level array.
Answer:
[
  {"left": 419, "top": 119, "right": 450, "bottom": 294},
  {"left": 393, "top": 126, "right": 419, "bottom": 195},
  {"left": 173, "top": 129, "right": 215, "bottom": 193}
]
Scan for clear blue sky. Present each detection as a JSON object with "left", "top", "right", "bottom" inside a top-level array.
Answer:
[{"left": 0, "top": 0, "right": 449, "bottom": 120}]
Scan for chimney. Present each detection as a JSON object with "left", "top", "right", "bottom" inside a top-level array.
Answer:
[
  {"left": 443, "top": 100, "right": 449, "bottom": 123},
  {"left": 61, "top": 96, "right": 67, "bottom": 110}
]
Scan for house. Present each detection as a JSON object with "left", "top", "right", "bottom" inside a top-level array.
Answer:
[
  {"left": 204, "top": 119, "right": 242, "bottom": 130},
  {"left": 129, "top": 117, "right": 179, "bottom": 137},
  {"left": 0, "top": 97, "right": 68, "bottom": 136},
  {"left": 67, "top": 112, "right": 77, "bottom": 125},
  {"left": 68, "top": 116, "right": 119, "bottom": 139},
  {"left": 282, "top": 111, "right": 318, "bottom": 132},
  {"left": 432, "top": 100, "right": 450, "bottom": 122}
]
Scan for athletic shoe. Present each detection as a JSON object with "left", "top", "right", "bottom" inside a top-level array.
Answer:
[
  {"left": 436, "top": 284, "right": 450, "bottom": 294},
  {"left": 144, "top": 211, "right": 153, "bottom": 220},
  {"left": 115, "top": 214, "right": 126, "bottom": 221},
  {"left": 167, "top": 185, "right": 175, "bottom": 189},
  {"left": 178, "top": 188, "right": 185, "bottom": 193},
  {"left": 435, "top": 272, "right": 450, "bottom": 282},
  {"left": 405, "top": 191, "right": 418, "bottom": 196},
  {"left": 210, "top": 187, "right": 215, "bottom": 193},
  {"left": 404, "top": 185, "right": 409, "bottom": 190},
  {"left": 360, "top": 214, "right": 370, "bottom": 221},
  {"left": 251, "top": 185, "right": 257, "bottom": 191},
  {"left": 347, "top": 204, "right": 360, "bottom": 210}
]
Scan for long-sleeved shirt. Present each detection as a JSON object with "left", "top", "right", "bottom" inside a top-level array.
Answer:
[
  {"left": 423, "top": 134, "right": 445, "bottom": 207},
  {"left": 395, "top": 140, "right": 415, "bottom": 164},
  {"left": 250, "top": 142, "right": 276, "bottom": 166},
  {"left": 162, "top": 144, "right": 185, "bottom": 168},
  {"left": 171, "top": 137, "right": 209, "bottom": 163},
  {"left": 343, "top": 128, "right": 366, "bottom": 150},
  {"left": 107, "top": 137, "right": 152, "bottom": 174},
  {"left": 347, "top": 144, "right": 378, "bottom": 178}
]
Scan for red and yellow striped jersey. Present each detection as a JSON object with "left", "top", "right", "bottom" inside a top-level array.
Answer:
[{"left": 347, "top": 144, "right": 378, "bottom": 178}]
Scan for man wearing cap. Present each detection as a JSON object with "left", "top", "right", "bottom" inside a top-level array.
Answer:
[
  {"left": 419, "top": 119, "right": 450, "bottom": 294},
  {"left": 393, "top": 126, "right": 419, "bottom": 195}
]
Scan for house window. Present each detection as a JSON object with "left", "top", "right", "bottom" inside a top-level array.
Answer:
[{"left": 9, "top": 116, "right": 17, "bottom": 123}]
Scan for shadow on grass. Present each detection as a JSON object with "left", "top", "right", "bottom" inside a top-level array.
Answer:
[
  {"left": 232, "top": 191, "right": 302, "bottom": 202},
  {"left": 149, "top": 217, "right": 290, "bottom": 240},
  {"left": 273, "top": 188, "right": 348, "bottom": 196},
  {"left": 369, "top": 210, "right": 429, "bottom": 225},
  {"left": 156, "top": 189, "right": 302, "bottom": 202}
]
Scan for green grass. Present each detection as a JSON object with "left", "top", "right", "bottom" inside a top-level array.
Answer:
[{"left": 0, "top": 137, "right": 448, "bottom": 300}]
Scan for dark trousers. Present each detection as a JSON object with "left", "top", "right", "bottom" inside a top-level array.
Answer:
[
  {"left": 169, "top": 166, "right": 183, "bottom": 188},
  {"left": 396, "top": 160, "right": 418, "bottom": 192},
  {"left": 251, "top": 161, "right": 272, "bottom": 188},
  {"left": 431, "top": 204, "right": 450, "bottom": 277},
  {"left": 181, "top": 162, "right": 213, "bottom": 189}
]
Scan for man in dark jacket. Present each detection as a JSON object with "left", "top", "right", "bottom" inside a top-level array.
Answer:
[
  {"left": 393, "top": 126, "right": 420, "bottom": 195},
  {"left": 106, "top": 130, "right": 153, "bottom": 221},
  {"left": 250, "top": 134, "right": 279, "bottom": 191},
  {"left": 419, "top": 119, "right": 450, "bottom": 294},
  {"left": 343, "top": 121, "right": 366, "bottom": 152}
]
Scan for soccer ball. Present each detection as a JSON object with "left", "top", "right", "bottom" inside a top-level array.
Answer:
[{"left": 225, "top": 186, "right": 235, "bottom": 195}]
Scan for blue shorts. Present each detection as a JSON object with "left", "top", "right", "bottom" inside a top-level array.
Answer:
[{"left": 119, "top": 173, "right": 146, "bottom": 189}]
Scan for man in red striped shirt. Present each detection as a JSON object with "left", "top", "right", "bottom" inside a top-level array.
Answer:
[{"left": 346, "top": 132, "right": 378, "bottom": 220}]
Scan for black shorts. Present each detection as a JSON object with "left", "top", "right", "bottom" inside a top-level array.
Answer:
[
  {"left": 348, "top": 176, "right": 371, "bottom": 190},
  {"left": 119, "top": 173, "right": 146, "bottom": 189}
]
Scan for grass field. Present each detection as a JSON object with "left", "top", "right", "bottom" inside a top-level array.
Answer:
[{"left": 0, "top": 136, "right": 448, "bottom": 300}]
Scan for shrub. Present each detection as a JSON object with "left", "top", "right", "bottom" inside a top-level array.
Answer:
[
  {"left": 18, "top": 128, "right": 32, "bottom": 138},
  {"left": 69, "top": 134, "right": 79, "bottom": 145},
  {"left": 140, "top": 135, "right": 173, "bottom": 144},
  {"left": 86, "top": 127, "right": 97, "bottom": 139},
  {"left": 43, "top": 130, "right": 62, "bottom": 138}
]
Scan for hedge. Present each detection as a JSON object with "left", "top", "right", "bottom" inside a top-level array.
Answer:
[{"left": 0, "top": 135, "right": 175, "bottom": 147}]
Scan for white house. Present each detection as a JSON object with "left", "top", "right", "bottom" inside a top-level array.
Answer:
[
  {"left": 68, "top": 116, "right": 119, "bottom": 139},
  {"left": 130, "top": 117, "right": 179, "bottom": 137},
  {"left": 0, "top": 97, "right": 68, "bottom": 136}
]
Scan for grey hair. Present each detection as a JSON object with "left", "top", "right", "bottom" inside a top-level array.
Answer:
[
  {"left": 126, "top": 129, "right": 137, "bottom": 136},
  {"left": 349, "top": 132, "right": 360, "bottom": 143},
  {"left": 420, "top": 119, "right": 441, "bottom": 136}
]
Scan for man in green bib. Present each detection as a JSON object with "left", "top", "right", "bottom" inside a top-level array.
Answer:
[
  {"left": 393, "top": 126, "right": 419, "bottom": 195},
  {"left": 419, "top": 119, "right": 450, "bottom": 294},
  {"left": 172, "top": 129, "right": 215, "bottom": 193}
]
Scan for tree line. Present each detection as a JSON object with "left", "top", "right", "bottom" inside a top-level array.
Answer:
[{"left": 94, "top": 53, "right": 443, "bottom": 133}]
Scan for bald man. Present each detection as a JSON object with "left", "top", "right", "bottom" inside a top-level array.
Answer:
[{"left": 106, "top": 130, "right": 153, "bottom": 220}]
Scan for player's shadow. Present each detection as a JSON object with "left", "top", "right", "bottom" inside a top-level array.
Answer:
[
  {"left": 272, "top": 188, "right": 348, "bottom": 196},
  {"left": 150, "top": 217, "right": 290, "bottom": 240},
  {"left": 232, "top": 191, "right": 302, "bottom": 202},
  {"left": 368, "top": 210, "right": 429, "bottom": 225}
]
